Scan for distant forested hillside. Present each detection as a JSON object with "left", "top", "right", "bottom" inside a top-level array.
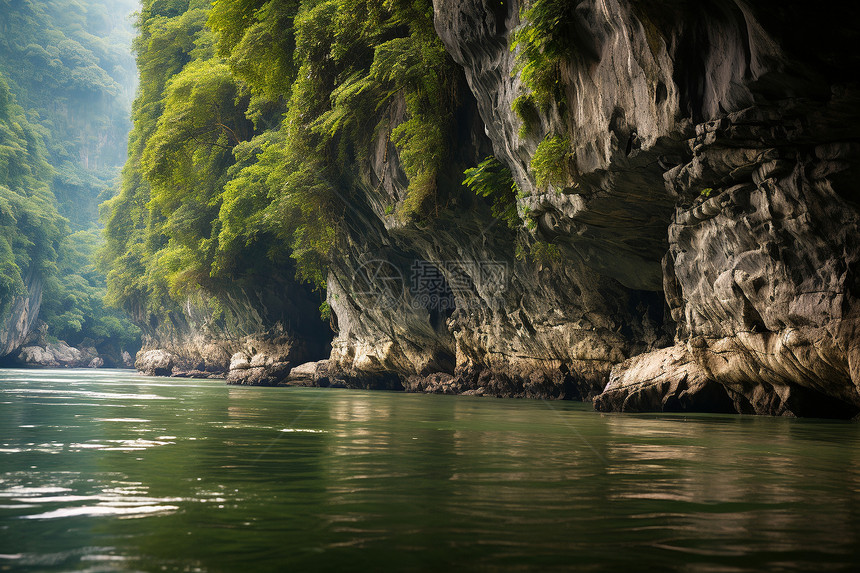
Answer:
[
  {"left": 0, "top": 0, "right": 140, "bottom": 362},
  {"left": 0, "top": 0, "right": 137, "bottom": 224}
]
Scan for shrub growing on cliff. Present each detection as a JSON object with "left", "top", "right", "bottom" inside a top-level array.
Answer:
[
  {"left": 511, "top": 93, "right": 541, "bottom": 138},
  {"left": 515, "top": 239, "right": 562, "bottom": 264},
  {"left": 208, "top": 0, "right": 299, "bottom": 110},
  {"left": 511, "top": 0, "right": 574, "bottom": 123},
  {"left": 531, "top": 134, "right": 571, "bottom": 191},
  {"left": 463, "top": 156, "right": 521, "bottom": 229},
  {"left": 298, "top": 0, "right": 457, "bottom": 223},
  {"left": 100, "top": 1, "right": 214, "bottom": 318}
]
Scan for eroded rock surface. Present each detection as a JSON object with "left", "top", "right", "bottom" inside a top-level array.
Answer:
[
  {"left": 16, "top": 342, "right": 100, "bottom": 369},
  {"left": 134, "top": 277, "right": 332, "bottom": 381},
  {"left": 419, "top": 0, "right": 858, "bottom": 415},
  {"left": 137, "top": 349, "right": 176, "bottom": 377},
  {"left": 131, "top": 1, "right": 860, "bottom": 417},
  {"left": 0, "top": 271, "right": 42, "bottom": 360},
  {"left": 323, "top": 68, "right": 668, "bottom": 400},
  {"left": 598, "top": 111, "right": 860, "bottom": 417}
]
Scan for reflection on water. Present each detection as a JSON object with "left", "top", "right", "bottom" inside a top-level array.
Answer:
[
  {"left": 1, "top": 368, "right": 859, "bottom": 571},
  {"left": 0, "top": 476, "right": 181, "bottom": 521}
]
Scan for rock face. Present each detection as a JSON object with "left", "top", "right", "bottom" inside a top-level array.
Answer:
[
  {"left": 2, "top": 318, "right": 129, "bottom": 370},
  {"left": 323, "top": 70, "right": 668, "bottom": 400},
  {"left": 225, "top": 351, "right": 292, "bottom": 386},
  {"left": 134, "top": 276, "right": 332, "bottom": 381},
  {"left": 137, "top": 349, "right": 176, "bottom": 376},
  {"left": 318, "top": 0, "right": 683, "bottom": 398},
  {"left": 16, "top": 342, "right": 100, "bottom": 368},
  {"left": 596, "top": 123, "right": 860, "bottom": 417},
  {"left": 324, "top": 0, "right": 859, "bottom": 416},
  {"left": 133, "top": 1, "right": 860, "bottom": 417},
  {"left": 0, "top": 271, "right": 42, "bottom": 360}
]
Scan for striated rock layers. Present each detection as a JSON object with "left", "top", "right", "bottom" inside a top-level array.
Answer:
[
  {"left": 138, "top": 1, "right": 860, "bottom": 416},
  {"left": 133, "top": 275, "right": 332, "bottom": 384},
  {"left": 429, "top": 0, "right": 860, "bottom": 416},
  {"left": 320, "top": 0, "right": 859, "bottom": 416},
  {"left": 0, "top": 271, "right": 42, "bottom": 360}
]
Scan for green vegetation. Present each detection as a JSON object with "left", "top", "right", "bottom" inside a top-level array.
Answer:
[
  {"left": 0, "top": 0, "right": 140, "bottom": 358},
  {"left": 511, "top": 0, "right": 575, "bottom": 127},
  {"left": 514, "top": 235, "right": 562, "bottom": 262},
  {"left": 531, "top": 134, "right": 571, "bottom": 191},
  {"left": 510, "top": 2, "right": 577, "bottom": 196},
  {"left": 101, "top": 0, "right": 464, "bottom": 323},
  {"left": 0, "top": 0, "right": 137, "bottom": 227},
  {"left": 463, "top": 156, "right": 521, "bottom": 229},
  {"left": 4, "top": 0, "right": 580, "bottom": 353},
  {"left": 513, "top": 237, "right": 562, "bottom": 265},
  {"left": 41, "top": 228, "right": 140, "bottom": 351},
  {"left": 511, "top": 93, "right": 541, "bottom": 138},
  {"left": 0, "top": 72, "right": 63, "bottom": 319},
  {"left": 516, "top": 201, "right": 538, "bottom": 232},
  {"left": 526, "top": 240, "right": 562, "bottom": 264}
]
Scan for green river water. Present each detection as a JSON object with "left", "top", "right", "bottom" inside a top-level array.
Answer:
[{"left": 1, "top": 368, "right": 859, "bottom": 572}]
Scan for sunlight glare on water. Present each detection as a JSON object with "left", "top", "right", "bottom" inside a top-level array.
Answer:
[{"left": 1, "top": 368, "right": 860, "bottom": 572}]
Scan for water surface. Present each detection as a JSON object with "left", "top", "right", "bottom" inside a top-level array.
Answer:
[{"left": 1, "top": 368, "right": 859, "bottom": 571}]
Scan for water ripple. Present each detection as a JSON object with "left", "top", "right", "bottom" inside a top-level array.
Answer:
[{"left": 2, "top": 370, "right": 860, "bottom": 571}]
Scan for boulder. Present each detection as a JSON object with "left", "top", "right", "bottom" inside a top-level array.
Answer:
[
  {"left": 226, "top": 361, "right": 292, "bottom": 386},
  {"left": 136, "top": 349, "right": 176, "bottom": 377},
  {"left": 17, "top": 341, "right": 86, "bottom": 367},
  {"left": 229, "top": 352, "right": 250, "bottom": 370}
]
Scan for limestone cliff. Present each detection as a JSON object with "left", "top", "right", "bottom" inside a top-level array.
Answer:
[
  {"left": 322, "top": 85, "right": 668, "bottom": 398},
  {"left": 134, "top": 275, "right": 331, "bottom": 383},
  {"left": 430, "top": 0, "right": 860, "bottom": 416},
  {"left": 0, "top": 271, "right": 42, "bottom": 360},
  {"left": 137, "top": 0, "right": 860, "bottom": 417},
  {"left": 320, "top": 0, "right": 860, "bottom": 415}
]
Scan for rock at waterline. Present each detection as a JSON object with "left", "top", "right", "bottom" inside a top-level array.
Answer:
[{"left": 17, "top": 342, "right": 101, "bottom": 368}]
